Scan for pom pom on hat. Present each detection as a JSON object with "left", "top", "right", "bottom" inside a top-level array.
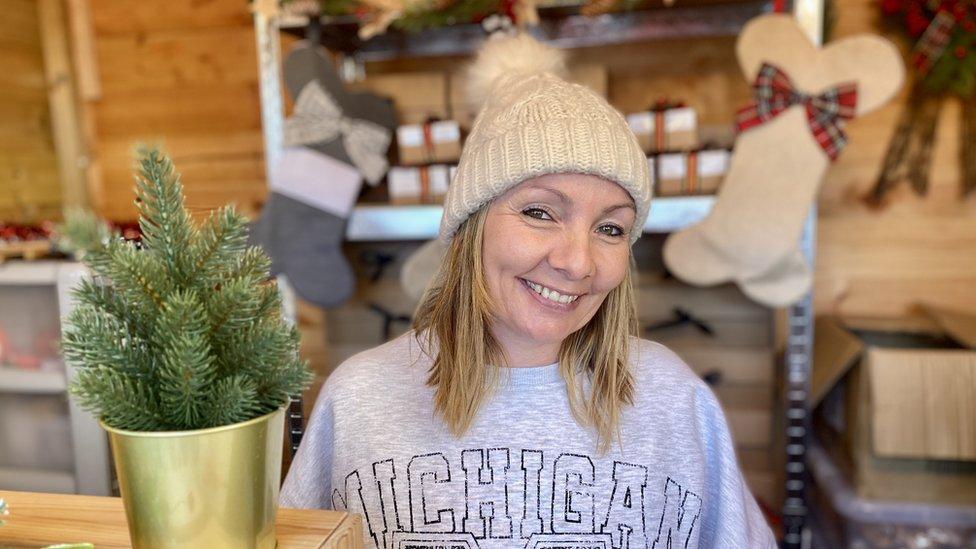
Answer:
[{"left": 466, "top": 33, "right": 568, "bottom": 108}]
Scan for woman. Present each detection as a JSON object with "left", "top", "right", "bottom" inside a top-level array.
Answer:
[{"left": 281, "top": 33, "right": 775, "bottom": 548}]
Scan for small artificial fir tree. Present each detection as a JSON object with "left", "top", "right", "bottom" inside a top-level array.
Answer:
[{"left": 62, "top": 149, "right": 311, "bottom": 431}]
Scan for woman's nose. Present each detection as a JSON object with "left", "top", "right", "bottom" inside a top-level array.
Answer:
[{"left": 548, "top": 229, "right": 595, "bottom": 281}]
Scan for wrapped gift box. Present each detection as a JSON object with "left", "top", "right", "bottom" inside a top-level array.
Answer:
[
  {"left": 388, "top": 165, "right": 453, "bottom": 205},
  {"left": 396, "top": 120, "right": 462, "bottom": 165},
  {"left": 654, "top": 149, "right": 730, "bottom": 196},
  {"left": 626, "top": 106, "right": 698, "bottom": 153}
]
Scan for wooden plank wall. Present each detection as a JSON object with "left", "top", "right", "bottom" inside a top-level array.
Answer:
[
  {"left": 0, "top": 0, "right": 62, "bottom": 223},
  {"left": 67, "top": 0, "right": 975, "bottom": 320},
  {"left": 86, "top": 0, "right": 276, "bottom": 221}
]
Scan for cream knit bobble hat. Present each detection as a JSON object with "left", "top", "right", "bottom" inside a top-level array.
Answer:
[{"left": 438, "top": 33, "right": 652, "bottom": 245}]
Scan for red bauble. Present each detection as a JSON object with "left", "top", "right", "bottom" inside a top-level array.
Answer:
[
  {"left": 952, "top": 2, "right": 968, "bottom": 21},
  {"left": 906, "top": 9, "right": 932, "bottom": 36},
  {"left": 881, "top": 0, "right": 905, "bottom": 15},
  {"left": 501, "top": 0, "right": 516, "bottom": 20}
]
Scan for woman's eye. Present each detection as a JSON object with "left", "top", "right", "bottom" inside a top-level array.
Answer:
[
  {"left": 522, "top": 207, "right": 552, "bottom": 220},
  {"left": 598, "top": 224, "right": 625, "bottom": 238}
]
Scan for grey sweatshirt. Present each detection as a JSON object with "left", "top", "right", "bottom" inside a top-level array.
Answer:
[{"left": 280, "top": 331, "right": 776, "bottom": 548}]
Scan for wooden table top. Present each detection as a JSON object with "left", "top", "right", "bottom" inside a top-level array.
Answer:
[{"left": 0, "top": 490, "right": 361, "bottom": 548}]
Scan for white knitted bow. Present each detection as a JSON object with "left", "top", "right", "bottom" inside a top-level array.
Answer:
[{"left": 284, "top": 80, "right": 391, "bottom": 185}]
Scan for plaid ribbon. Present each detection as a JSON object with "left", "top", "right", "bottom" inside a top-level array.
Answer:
[
  {"left": 736, "top": 62, "right": 858, "bottom": 160},
  {"left": 912, "top": 10, "right": 956, "bottom": 76}
]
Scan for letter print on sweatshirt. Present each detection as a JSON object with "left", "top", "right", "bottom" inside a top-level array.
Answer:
[{"left": 331, "top": 448, "right": 702, "bottom": 549}]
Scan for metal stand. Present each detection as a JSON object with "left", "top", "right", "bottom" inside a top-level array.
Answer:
[{"left": 782, "top": 208, "right": 816, "bottom": 549}]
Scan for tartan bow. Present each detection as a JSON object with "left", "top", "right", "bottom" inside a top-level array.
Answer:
[
  {"left": 912, "top": 10, "right": 956, "bottom": 76},
  {"left": 735, "top": 62, "right": 858, "bottom": 160},
  {"left": 284, "top": 80, "right": 392, "bottom": 185}
]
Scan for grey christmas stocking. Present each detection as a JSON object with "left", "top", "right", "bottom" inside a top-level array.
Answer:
[
  {"left": 251, "top": 41, "right": 397, "bottom": 308},
  {"left": 251, "top": 192, "right": 355, "bottom": 308}
]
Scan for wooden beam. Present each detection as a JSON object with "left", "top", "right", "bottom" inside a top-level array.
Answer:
[
  {"left": 65, "top": 0, "right": 105, "bottom": 215},
  {"left": 38, "top": 0, "right": 89, "bottom": 215},
  {"left": 66, "top": 0, "right": 100, "bottom": 100}
]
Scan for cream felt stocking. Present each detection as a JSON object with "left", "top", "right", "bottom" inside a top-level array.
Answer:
[
  {"left": 662, "top": 14, "right": 904, "bottom": 307},
  {"left": 739, "top": 249, "right": 811, "bottom": 306}
]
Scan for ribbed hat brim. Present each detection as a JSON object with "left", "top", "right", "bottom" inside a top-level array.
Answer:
[{"left": 440, "top": 117, "right": 652, "bottom": 244}]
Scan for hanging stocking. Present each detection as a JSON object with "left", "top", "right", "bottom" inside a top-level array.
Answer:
[
  {"left": 251, "top": 41, "right": 396, "bottom": 308},
  {"left": 251, "top": 148, "right": 363, "bottom": 308},
  {"left": 662, "top": 14, "right": 904, "bottom": 308},
  {"left": 400, "top": 238, "right": 449, "bottom": 303}
]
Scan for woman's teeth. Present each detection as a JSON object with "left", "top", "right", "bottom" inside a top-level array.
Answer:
[{"left": 524, "top": 280, "right": 579, "bottom": 304}]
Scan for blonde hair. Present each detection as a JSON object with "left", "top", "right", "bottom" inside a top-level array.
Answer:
[{"left": 412, "top": 205, "right": 638, "bottom": 454}]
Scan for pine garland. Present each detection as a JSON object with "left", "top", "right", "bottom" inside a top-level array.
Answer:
[
  {"left": 54, "top": 208, "right": 116, "bottom": 260},
  {"left": 63, "top": 149, "right": 312, "bottom": 432},
  {"left": 304, "top": 0, "right": 646, "bottom": 35}
]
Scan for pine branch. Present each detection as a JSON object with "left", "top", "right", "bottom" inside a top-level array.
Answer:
[
  {"left": 189, "top": 206, "right": 250, "bottom": 287},
  {"left": 154, "top": 290, "right": 216, "bottom": 428},
  {"left": 206, "top": 277, "right": 261, "bottom": 343},
  {"left": 204, "top": 375, "right": 261, "bottom": 427},
  {"left": 231, "top": 247, "right": 273, "bottom": 283},
  {"left": 217, "top": 317, "right": 296, "bottom": 379},
  {"left": 70, "top": 367, "right": 167, "bottom": 431},
  {"left": 255, "top": 356, "right": 312, "bottom": 412},
  {"left": 101, "top": 238, "right": 171, "bottom": 312},
  {"left": 254, "top": 282, "right": 282, "bottom": 321},
  {"left": 134, "top": 149, "right": 197, "bottom": 286},
  {"left": 54, "top": 208, "right": 116, "bottom": 260},
  {"left": 71, "top": 277, "right": 153, "bottom": 344},
  {"left": 61, "top": 304, "right": 153, "bottom": 378}
]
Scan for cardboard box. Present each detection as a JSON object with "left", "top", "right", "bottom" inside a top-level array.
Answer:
[
  {"left": 353, "top": 72, "right": 450, "bottom": 124},
  {"left": 811, "top": 307, "right": 976, "bottom": 505},
  {"left": 387, "top": 165, "right": 452, "bottom": 205},
  {"left": 626, "top": 106, "right": 698, "bottom": 153},
  {"left": 396, "top": 121, "right": 462, "bottom": 165},
  {"left": 654, "top": 149, "right": 730, "bottom": 197}
]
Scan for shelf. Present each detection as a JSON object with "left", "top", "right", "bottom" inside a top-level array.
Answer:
[
  {"left": 281, "top": 1, "right": 774, "bottom": 61},
  {"left": 0, "top": 466, "right": 75, "bottom": 494},
  {"left": 346, "top": 195, "right": 714, "bottom": 241},
  {"left": 0, "top": 260, "right": 62, "bottom": 285},
  {"left": 0, "top": 368, "right": 67, "bottom": 395}
]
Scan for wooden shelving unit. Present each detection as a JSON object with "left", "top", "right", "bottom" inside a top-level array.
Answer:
[
  {"left": 0, "top": 369, "right": 67, "bottom": 395},
  {"left": 0, "top": 467, "right": 75, "bottom": 494},
  {"left": 346, "top": 196, "right": 715, "bottom": 241},
  {"left": 0, "top": 261, "right": 112, "bottom": 497},
  {"left": 279, "top": 1, "right": 773, "bottom": 61}
]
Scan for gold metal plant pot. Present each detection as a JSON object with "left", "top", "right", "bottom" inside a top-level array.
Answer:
[{"left": 102, "top": 406, "right": 286, "bottom": 549}]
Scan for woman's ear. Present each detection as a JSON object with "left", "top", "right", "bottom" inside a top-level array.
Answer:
[{"left": 736, "top": 13, "right": 904, "bottom": 116}]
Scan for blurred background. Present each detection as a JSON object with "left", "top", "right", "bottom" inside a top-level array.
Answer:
[{"left": 1, "top": 0, "right": 975, "bottom": 547}]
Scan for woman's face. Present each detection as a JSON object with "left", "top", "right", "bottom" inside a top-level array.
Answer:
[{"left": 482, "top": 173, "right": 636, "bottom": 360}]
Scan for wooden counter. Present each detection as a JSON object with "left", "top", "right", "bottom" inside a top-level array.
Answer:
[{"left": 0, "top": 490, "right": 362, "bottom": 548}]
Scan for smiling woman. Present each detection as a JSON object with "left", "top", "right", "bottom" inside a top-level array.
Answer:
[
  {"left": 484, "top": 174, "right": 636, "bottom": 360},
  {"left": 281, "top": 33, "right": 776, "bottom": 549}
]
